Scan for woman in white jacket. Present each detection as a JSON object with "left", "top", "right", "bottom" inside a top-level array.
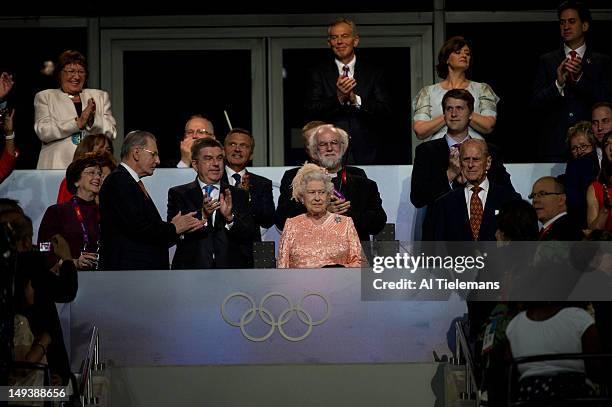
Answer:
[{"left": 35, "top": 50, "right": 116, "bottom": 169}]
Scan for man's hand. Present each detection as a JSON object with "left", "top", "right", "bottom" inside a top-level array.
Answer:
[
  {"left": 329, "top": 195, "right": 351, "bottom": 214},
  {"left": 0, "top": 72, "right": 14, "bottom": 100},
  {"left": 556, "top": 59, "right": 569, "bottom": 87},
  {"left": 565, "top": 55, "right": 583, "bottom": 82},
  {"left": 171, "top": 211, "right": 205, "bottom": 234},
  {"left": 75, "top": 252, "right": 99, "bottom": 270},
  {"left": 202, "top": 193, "right": 221, "bottom": 220},
  {"left": 336, "top": 76, "right": 357, "bottom": 104},
  {"left": 447, "top": 147, "right": 462, "bottom": 182},
  {"left": 180, "top": 137, "right": 196, "bottom": 166},
  {"left": 219, "top": 189, "right": 234, "bottom": 221}
]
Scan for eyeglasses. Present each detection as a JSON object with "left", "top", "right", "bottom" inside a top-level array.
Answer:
[
  {"left": 63, "top": 69, "right": 86, "bottom": 77},
  {"left": 141, "top": 148, "right": 159, "bottom": 158},
  {"left": 227, "top": 142, "right": 251, "bottom": 149},
  {"left": 185, "top": 129, "right": 214, "bottom": 137},
  {"left": 570, "top": 143, "right": 593, "bottom": 152},
  {"left": 82, "top": 169, "right": 102, "bottom": 178},
  {"left": 329, "top": 33, "right": 352, "bottom": 42},
  {"left": 528, "top": 191, "right": 564, "bottom": 200},
  {"left": 317, "top": 140, "right": 341, "bottom": 150}
]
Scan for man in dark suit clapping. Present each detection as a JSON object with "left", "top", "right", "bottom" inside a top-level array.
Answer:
[
  {"left": 168, "top": 138, "right": 255, "bottom": 269},
  {"left": 304, "top": 18, "right": 391, "bottom": 164},
  {"left": 222, "top": 128, "right": 275, "bottom": 238},
  {"left": 99, "top": 130, "right": 203, "bottom": 270}
]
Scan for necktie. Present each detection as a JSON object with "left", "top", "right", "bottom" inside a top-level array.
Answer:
[
  {"left": 342, "top": 65, "right": 350, "bottom": 77},
  {"left": 137, "top": 180, "right": 150, "bottom": 200},
  {"left": 568, "top": 50, "right": 578, "bottom": 82},
  {"left": 203, "top": 184, "right": 216, "bottom": 197},
  {"left": 232, "top": 173, "right": 241, "bottom": 187},
  {"left": 539, "top": 223, "right": 553, "bottom": 240},
  {"left": 469, "top": 186, "right": 483, "bottom": 241}
]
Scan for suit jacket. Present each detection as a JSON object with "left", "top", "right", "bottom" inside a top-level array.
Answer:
[
  {"left": 274, "top": 165, "right": 386, "bottom": 241},
  {"left": 432, "top": 180, "right": 521, "bottom": 241},
  {"left": 304, "top": 58, "right": 391, "bottom": 164},
  {"left": 540, "top": 213, "right": 584, "bottom": 241},
  {"left": 563, "top": 151, "right": 599, "bottom": 228},
  {"left": 99, "top": 165, "right": 177, "bottom": 270},
  {"left": 34, "top": 88, "right": 117, "bottom": 169},
  {"left": 167, "top": 179, "right": 255, "bottom": 269},
  {"left": 411, "top": 137, "right": 515, "bottom": 240},
  {"left": 532, "top": 46, "right": 612, "bottom": 162},
  {"left": 222, "top": 169, "right": 275, "bottom": 238}
]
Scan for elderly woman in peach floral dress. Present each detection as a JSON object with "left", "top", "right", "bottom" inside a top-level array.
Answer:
[{"left": 277, "top": 163, "right": 363, "bottom": 268}]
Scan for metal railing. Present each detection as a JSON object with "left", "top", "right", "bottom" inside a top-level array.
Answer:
[
  {"left": 454, "top": 320, "right": 480, "bottom": 404},
  {"left": 80, "top": 325, "right": 105, "bottom": 407}
]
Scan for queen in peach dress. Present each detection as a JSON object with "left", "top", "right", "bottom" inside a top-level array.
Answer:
[{"left": 277, "top": 163, "right": 362, "bottom": 268}]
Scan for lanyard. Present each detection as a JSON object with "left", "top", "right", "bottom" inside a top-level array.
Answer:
[{"left": 71, "top": 197, "right": 100, "bottom": 250}]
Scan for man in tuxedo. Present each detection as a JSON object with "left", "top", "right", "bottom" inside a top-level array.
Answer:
[
  {"left": 432, "top": 139, "right": 521, "bottom": 241},
  {"left": 275, "top": 124, "right": 386, "bottom": 241},
  {"left": 168, "top": 137, "right": 255, "bottom": 269},
  {"left": 531, "top": 176, "right": 583, "bottom": 241},
  {"left": 99, "top": 130, "right": 203, "bottom": 270},
  {"left": 304, "top": 18, "right": 391, "bottom": 164},
  {"left": 532, "top": 1, "right": 612, "bottom": 162},
  {"left": 161, "top": 114, "right": 215, "bottom": 168},
  {"left": 411, "top": 89, "right": 514, "bottom": 240},
  {"left": 222, "top": 128, "right": 275, "bottom": 235}
]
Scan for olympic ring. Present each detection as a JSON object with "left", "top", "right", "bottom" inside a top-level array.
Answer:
[{"left": 221, "top": 291, "right": 331, "bottom": 342}]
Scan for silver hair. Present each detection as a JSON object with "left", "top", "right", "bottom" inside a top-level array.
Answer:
[
  {"left": 120, "top": 130, "right": 156, "bottom": 159},
  {"left": 307, "top": 124, "right": 349, "bottom": 161},
  {"left": 296, "top": 168, "right": 334, "bottom": 203}
]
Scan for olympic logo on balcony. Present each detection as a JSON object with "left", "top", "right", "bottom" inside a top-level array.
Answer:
[{"left": 221, "top": 291, "right": 330, "bottom": 342}]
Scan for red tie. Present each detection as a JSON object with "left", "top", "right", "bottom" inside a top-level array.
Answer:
[
  {"left": 138, "top": 180, "right": 150, "bottom": 200},
  {"left": 469, "top": 186, "right": 483, "bottom": 241},
  {"left": 568, "top": 50, "right": 578, "bottom": 82},
  {"left": 342, "top": 65, "right": 350, "bottom": 78},
  {"left": 539, "top": 223, "right": 553, "bottom": 240}
]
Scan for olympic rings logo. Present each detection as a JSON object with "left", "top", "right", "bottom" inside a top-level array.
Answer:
[{"left": 221, "top": 292, "right": 331, "bottom": 342}]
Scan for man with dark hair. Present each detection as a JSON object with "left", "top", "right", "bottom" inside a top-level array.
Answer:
[
  {"left": 222, "top": 128, "right": 275, "bottom": 234},
  {"left": 530, "top": 176, "right": 583, "bottom": 241},
  {"left": 532, "top": 0, "right": 612, "bottom": 162},
  {"left": 99, "top": 130, "right": 203, "bottom": 270},
  {"left": 304, "top": 17, "right": 391, "bottom": 164},
  {"left": 275, "top": 124, "right": 386, "bottom": 241},
  {"left": 168, "top": 137, "right": 255, "bottom": 268},
  {"left": 411, "top": 89, "right": 514, "bottom": 240},
  {"left": 592, "top": 102, "right": 612, "bottom": 161}
]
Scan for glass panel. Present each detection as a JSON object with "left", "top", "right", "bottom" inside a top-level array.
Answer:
[
  {"left": 282, "top": 47, "right": 412, "bottom": 165},
  {"left": 123, "top": 50, "right": 252, "bottom": 167}
]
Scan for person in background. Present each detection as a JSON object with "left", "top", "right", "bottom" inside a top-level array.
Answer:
[
  {"left": 35, "top": 50, "right": 117, "bottom": 169},
  {"left": 277, "top": 163, "right": 362, "bottom": 268},
  {"left": 586, "top": 132, "right": 612, "bottom": 230},
  {"left": 531, "top": 1, "right": 612, "bottom": 162},
  {"left": 222, "top": 128, "right": 275, "bottom": 233},
  {"left": 413, "top": 36, "right": 499, "bottom": 142},
  {"left": 304, "top": 17, "right": 391, "bottom": 164},
  {"left": 56, "top": 134, "right": 114, "bottom": 203},
  {"left": 563, "top": 121, "right": 599, "bottom": 227},
  {"left": 591, "top": 102, "right": 612, "bottom": 161},
  {"left": 162, "top": 114, "right": 215, "bottom": 168},
  {"left": 0, "top": 72, "right": 18, "bottom": 184}
]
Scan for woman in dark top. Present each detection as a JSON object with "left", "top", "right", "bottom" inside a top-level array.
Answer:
[{"left": 38, "top": 155, "right": 102, "bottom": 270}]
